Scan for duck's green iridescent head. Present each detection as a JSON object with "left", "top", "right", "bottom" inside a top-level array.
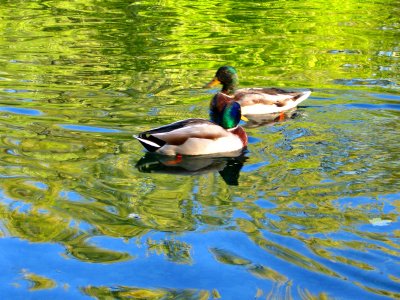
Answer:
[
  {"left": 210, "top": 93, "right": 241, "bottom": 129},
  {"left": 222, "top": 101, "right": 241, "bottom": 129},
  {"left": 205, "top": 66, "right": 238, "bottom": 95}
]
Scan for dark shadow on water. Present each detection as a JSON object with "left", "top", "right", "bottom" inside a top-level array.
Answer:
[{"left": 135, "top": 152, "right": 248, "bottom": 186}]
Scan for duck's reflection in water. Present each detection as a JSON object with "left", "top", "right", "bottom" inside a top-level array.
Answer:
[
  {"left": 243, "top": 108, "right": 299, "bottom": 128},
  {"left": 136, "top": 151, "right": 248, "bottom": 186}
]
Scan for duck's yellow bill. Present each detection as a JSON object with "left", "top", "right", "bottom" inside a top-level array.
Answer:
[
  {"left": 241, "top": 115, "right": 249, "bottom": 122},
  {"left": 204, "top": 77, "right": 221, "bottom": 88}
]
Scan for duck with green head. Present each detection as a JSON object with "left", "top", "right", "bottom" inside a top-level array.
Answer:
[
  {"left": 134, "top": 93, "right": 247, "bottom": 156},
  {"left": 206, "top": 66, "right": 311, "bottom": 117}
]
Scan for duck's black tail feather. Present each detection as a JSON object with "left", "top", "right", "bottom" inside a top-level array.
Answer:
[{"left": 133, "top": 134, "right": 166, "bottom": 152}]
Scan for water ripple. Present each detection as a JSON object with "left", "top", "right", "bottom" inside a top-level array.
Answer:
[{"left": 333, "top": 78, "right": 398, "bottom": 87}]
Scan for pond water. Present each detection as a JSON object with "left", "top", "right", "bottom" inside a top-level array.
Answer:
[{"left": 0, "top": 0, "right": 399, "bottom": 299}]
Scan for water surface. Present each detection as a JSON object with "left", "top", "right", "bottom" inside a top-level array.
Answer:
[{"left": 0, "top": 0, "right": 399, "bottom": 299}]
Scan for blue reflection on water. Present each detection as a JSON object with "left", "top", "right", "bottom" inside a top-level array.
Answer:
[
  {"left": 242, "top": 161, "right": 270, "bottom": 172},
  {"left": 59, "top": 190, "right": 85, "bottom": 202},
  {"left": 60, "top": 124, "right": 120, "bottom": 133},
  {"left": 346, "top": 103, "right": 400, "bottom": 110},
  {"left": 369, "top": 93, "right": 400, "bottom": 101},
  {"left": 0, "top": 106, "right": 42, "bottom": 116}
]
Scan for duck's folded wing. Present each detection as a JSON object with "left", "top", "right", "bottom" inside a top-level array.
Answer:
[
  {"left": 235, "top": 88, "right": 310, "bottom": 107},
  {"left": 141, "top": 119, "right": 212, "bottom": 134},
  {"left": 139, "top": 118, "right": 230, "bottom": 145}
]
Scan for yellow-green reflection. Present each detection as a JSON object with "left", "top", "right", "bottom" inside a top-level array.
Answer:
[
  {"left": 21, "top": 270, "right": 57, "bottom": 291},
  {"left": 82, "top": 285, "right": 210, "bottom": 300}
]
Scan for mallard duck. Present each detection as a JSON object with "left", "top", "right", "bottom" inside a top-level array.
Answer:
[
  {"left": 134, "top": 93, "right": 247, "bottom": 156},
  {"left": 206, "top": 66, "right": 311, "bottom": 116}
]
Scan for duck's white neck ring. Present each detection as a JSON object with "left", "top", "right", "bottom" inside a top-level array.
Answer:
[
  {"left": 221, "top": 92, "right": 234, "bottom": 98},
  {"left": 227, "top": 126, "right": 239, "bottom": 132}
]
